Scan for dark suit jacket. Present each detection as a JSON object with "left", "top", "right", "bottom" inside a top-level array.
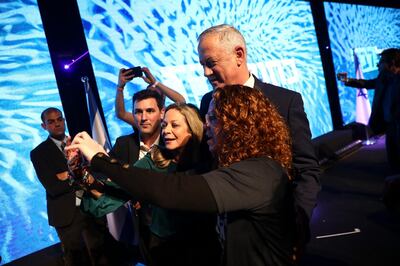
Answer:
[
  {"left": 345, "top": 73, "right": 400, "bottom": 134},
  {"left": 109, "top": 132, "right": 141, "bottom": 164},
  {"left": 30, "top": 137, "right": 76, "bottom": 227},
  {"left": 199, "top": 76, "right": 321, "bottom": 219}
]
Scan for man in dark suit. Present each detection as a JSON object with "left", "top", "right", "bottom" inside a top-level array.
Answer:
[
  {"left": 341, "top": 48, "right": 400, "bottom": 174},
  {"left": 110, "top": 88, "right": 165, "bottom": 162},
  {"left": 107, "top": 89, "right": 165, "bottom": 265},
  {"left": 197, "top": 25, "right": 321, "bottom": 250},
  {"left": 30, "top": 107, "right": 110, "bottom": 266}
]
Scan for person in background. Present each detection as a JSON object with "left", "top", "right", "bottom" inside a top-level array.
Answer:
[
  {"left": 115, "top": 66, "right": 185, "bottom": 126},
  {"left": 338, "top": 48, "right": 400, "bottom": 174},
  {"left": 30, "top": 107, "right": 111, "bottom": 266},
  {"left": 67, "top": 85, "right": 298, "bottom": 266}
]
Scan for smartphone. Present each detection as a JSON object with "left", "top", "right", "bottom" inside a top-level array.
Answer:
[
  {"left": 337, "top": 72, "right": 348, "bottom": 82},
  {"left": 124, "top": 66, "right": 143, "bottom": 77}
]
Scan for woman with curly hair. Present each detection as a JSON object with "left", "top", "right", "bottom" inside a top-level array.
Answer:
[
  {"left": 208, "top": 84, "right": 292, "bottom": 171},
  {"left": 67, "top": 85, "right": 297, "bottom": 266}
]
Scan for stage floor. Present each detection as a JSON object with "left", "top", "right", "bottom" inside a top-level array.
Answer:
[
  {"left": 300, "top": 135, "right": 400, "bottom": 266},
  {"left": 5, "top": 136, "right": 400, "bottom": 266}
]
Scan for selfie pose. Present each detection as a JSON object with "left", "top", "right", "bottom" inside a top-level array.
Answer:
[{"left": 68, "top": 85, "right": 297, "bottom": 266}]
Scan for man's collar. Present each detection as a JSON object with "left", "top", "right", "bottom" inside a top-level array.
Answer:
[
  {"left": 50, "top": 135, "right": 67, "bottom": 144},
  {"left": 139, "top": 134, "right": 160, "bottom": 150},
  {"left": 49, "top": 135, "right": 67, "bottom": 151},
  {"left": 243, "top": 73, "right": 255, "bottom": 88}
]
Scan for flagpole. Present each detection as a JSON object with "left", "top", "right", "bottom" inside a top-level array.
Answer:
[
  {"left": 363, "top": 125, "right": 375, "bottom": 146},
  {"left": 81, "top": 76, "right": 112, "bottom": 152},
  {"left": 80, "top": 76, "right": 136, "bottom": 243},
  {"left": 353, "top": 48, "right": 375, "bottom": 146},
  {"left": 81, "top": 76, "right": 91, "bottom": 115}
]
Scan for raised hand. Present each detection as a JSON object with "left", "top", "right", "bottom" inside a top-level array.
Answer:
[
  {"left": 117, "top": 67, "right": 142, "bottom": 88},
  {"left": 337, "top": 72, "right": 348, "bottom": 83},
  {"left": 141, "top": 67, "right": 157, "bottom": 85},
  {"left": 65, "top": 131, "right": 107, "bottom": 162}
]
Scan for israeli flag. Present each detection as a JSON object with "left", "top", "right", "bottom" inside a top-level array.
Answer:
[
  {"left": 82, "top": 76, "right": 136, "bottom": 244},
  {"left": 353, "top": 50, "right": 371, "bottom": 126}
]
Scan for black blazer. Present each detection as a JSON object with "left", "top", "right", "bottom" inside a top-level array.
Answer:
[
  {"left": 30, "top": 137, "right": 76, "bottom": 227},
  {"left": 109, "top": 132, "right": 141, "bottom": 165},
  {"left": 199, "top": 76, "right": 321, "bottom": 218},
  {"left": 345, "top": 75, "right": 391, "bottom": 134}
]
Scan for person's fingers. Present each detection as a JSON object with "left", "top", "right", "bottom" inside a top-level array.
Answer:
[
  {"left": 142, "top": 67, "right": 150, "bottom": 76},
  {"left": 80, "top": 131, "right": 90, "bottom": 138},
  {"left": 118, "top": 68, "right": 133, "bottom": 86},
  {"left": 127, "top": 73, "right": 136, "bottom": 80},
  {"left": 75, "top": 131, "right": 90, "bottom": 140},
  {"left": 141, "top": 76, "right": 151, "bottom": 84},
  {"left": 69, "top": 136, "right": 81, "bottom": 146},
  {"left": 142, "top": 67, "right": 156, "bottom": 83},
  {"left": 65, "top": 144, "right": 79, "bottom": 151}
]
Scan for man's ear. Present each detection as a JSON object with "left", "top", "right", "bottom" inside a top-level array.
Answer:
[
  {"left": 41, "top": 122, "right": 46, "bottom": 130},
  {"left": 235, "top": 45, "right": 246, "bottom": 67}
]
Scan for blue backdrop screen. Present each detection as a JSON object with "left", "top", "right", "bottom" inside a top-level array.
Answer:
[
  {"left": 324, "top": 2, "right": 400, "bottom": 125},
  {"left": 0, "top": 0, "right": 335, "bottom": 264},
  {"left": 77, "top": 0, "right": 332, "bottom": 142},
  {"left": 0, "top": 0, "right": 63, "bottom": 264}
]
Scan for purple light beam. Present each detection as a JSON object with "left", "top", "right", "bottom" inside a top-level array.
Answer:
[{"left": 63, "top": 50, "right": 89, "bottom": 70}]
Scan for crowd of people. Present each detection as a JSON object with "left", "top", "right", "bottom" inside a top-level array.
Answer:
[{"left": 31, "top": 24, "right": 322, "bottom": 266}]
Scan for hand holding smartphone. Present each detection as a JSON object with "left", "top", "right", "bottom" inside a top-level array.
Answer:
[
  {"left": 337, "top": 72, "right": 348, "bottom": 82},
  {"left": 123, "top": 66, "right": 143, "bottom": 77}
]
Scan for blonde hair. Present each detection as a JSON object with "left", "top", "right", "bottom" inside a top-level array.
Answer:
[{"left": 152, "top": 103, "right": 203, "bottom": 169}]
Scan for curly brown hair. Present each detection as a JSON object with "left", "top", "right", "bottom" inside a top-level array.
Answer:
[{"left": 212, "top": 85, "right": 292, "bottom": 177}]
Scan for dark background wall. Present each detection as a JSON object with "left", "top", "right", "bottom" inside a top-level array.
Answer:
[{"left": 37, "top": 0, "right": 108, "bottom": 138}]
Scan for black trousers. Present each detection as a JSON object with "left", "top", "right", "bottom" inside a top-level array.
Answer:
[
  {"left": 385, "top": 121, "right": 400, "bottom": 174},
  {"left": 55, "top": 207, "right": 110, "bottom": 266}
]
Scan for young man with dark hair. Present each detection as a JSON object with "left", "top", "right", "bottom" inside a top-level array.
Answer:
[{"left": 107, "top": 89, "right": 165, "bottom": 265}]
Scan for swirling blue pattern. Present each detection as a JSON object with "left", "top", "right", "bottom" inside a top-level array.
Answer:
[
  {"left": 77, "top": 0, "right": 332, "bottom": 141},
  {"left": 0, "top": 0, "right": 62, "bottom": 264},
  {"left": 325, "top": 2, "right": 400, "bottom": 125},
  {"left": 0, "top": 0, "right": 337, "bottom": 264}
]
